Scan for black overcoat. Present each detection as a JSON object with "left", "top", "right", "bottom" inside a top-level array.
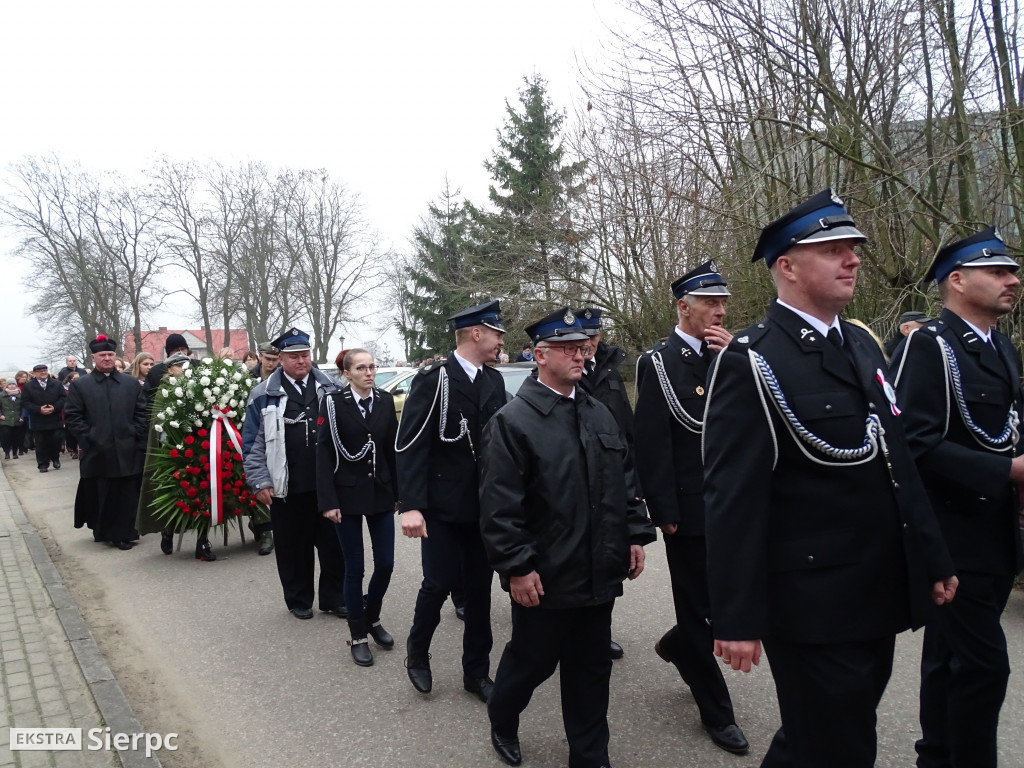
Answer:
[
  {"left": 21, "top": 377, "right": 66, "bottom": 430},
  {"left": 891, "top": 308, "right": 1024, "bottom": 576},
  {"left": 479, "top": 376, "right": 655, "bottom": 609},
  {"left": 703, "top": 301, "right": 954, "bottom": 644},
  {"left": 395, "top": 356, "right": 505, "bottom": 522},
  {"left": 65, "top": 370, "right": 149, "bottom": 478},
  {"left": 316, "top": 387, "right": 399, "bottom": 516},
  {"left": 634, "top": 332, "right": 712, "bottom": 533}
]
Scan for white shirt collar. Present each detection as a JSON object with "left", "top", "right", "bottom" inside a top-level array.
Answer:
[
  {"left": 453, "top": 351, "right": 480, "bottom": 382},
  {"left": 538, "top": 379, "right": 575, "bottom": 399},
  {"left": 962, "top": 318, "right": 992, "bottom": 343},
  {"left": 284, "top": 372, "right": 309, "bottom": 389},
  {"left": 776, "top": 299, "right": 842, "bottom": 341},
  {"left": 674, "top": 327, "right": 704, "bottom": 355}
]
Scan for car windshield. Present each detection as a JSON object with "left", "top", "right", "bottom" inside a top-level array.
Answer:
[
  {"left": 499, "top": 367, "right": 533, "bottom": 396},
  {"left": 374, "top": 370, "right": 402, "bottom": 387}
]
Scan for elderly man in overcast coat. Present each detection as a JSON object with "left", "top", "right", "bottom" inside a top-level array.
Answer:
[{"left": 66, "top": 335, "right": 149, "bottom": 550}]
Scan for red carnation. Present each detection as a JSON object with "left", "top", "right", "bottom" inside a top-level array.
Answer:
[
  {"left": 184, "top": 436, "right": 195, "bottom": 445},
  {"left": 317, "top": 416, "right": 325, "bottom": 425},
  {"left": 169, "top": 449, "right": 179, "bottom": 458},
  {"left": 172, "top": 471, "right": 181, "bottom": 479},
  {"left": 199, "top": 481, "right": 209, "bottom": 490},
  {"left": 198, "top": 429, "right": 208, "bottom": 437},
  {"left": 187, "top": 488, "right": 198, "bottom": 498},
  {"left": 201, "top": 440, "right": 210, "bottom": 449},
  {"left": 233, "top": 452, "right": 242, "bottom": 461},
  {"left": 180, "top": 480, "right": 190, "bottom": 489},
  {"left": 184, "top": 449, "right": 194, "bottom": 459}
]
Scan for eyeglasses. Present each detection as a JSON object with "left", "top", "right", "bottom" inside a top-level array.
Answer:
[
  {"left": 351, "top": 364, "right": 377, "bottom": 372},
  {"left": 539, "top": 344, "right": 589, "bottom": 357}
]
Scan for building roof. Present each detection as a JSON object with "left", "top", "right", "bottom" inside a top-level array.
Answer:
[{"left": 122, "top": 328, "right": 251, "bottom": 361}]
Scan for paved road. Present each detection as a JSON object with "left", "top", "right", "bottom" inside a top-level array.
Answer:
[{"left": 7, "top": 457, "right": 1024, "bottom": 768}]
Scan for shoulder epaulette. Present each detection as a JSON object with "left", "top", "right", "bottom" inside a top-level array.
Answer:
[
  {"left": 730, "top": 322, "right": 770, "bottom": 348},
  {"left": 417, "top": 361, "right": 442, "bottom": 375}
]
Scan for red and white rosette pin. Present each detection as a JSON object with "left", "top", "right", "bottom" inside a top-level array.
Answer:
[
  {"left": 875, "top": 368, "right": 900, "bottom": 416},
  {"left": 209, "top": 407, "right": 244, "bottom": 526}
]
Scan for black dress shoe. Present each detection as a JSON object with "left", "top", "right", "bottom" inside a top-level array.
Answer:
[
  {"left": 463, "top": 674, "right": 494, "bottom": 703},
  {"left": 703, "top": 723, "right": 749, "bottom": 755},
  {"left": 405, "top": 639, "right": 432, "bottom": 693},
  {"left": 290, "top": 607, "right": 314, "bottom": 620},
  {"left": 115, "top": 541, "right": 133, "bottom": 551},
  {"left": 655, "top": 630, "right": 685, "bottom": 676},
  {"left": 610, "top": 639, "right": 624, "bottom": 659},
  {"left": 38, "top": 468, "right": 48, "bottom": 473},
  {"left": 257, "top": 530, "right": 274, "bottom": 555},
  {"left": 490, "top": 729, "right": 522, "bottom": 766},
  {"left": 160, "top": 532, "right": 174, "bottom": 555},
  {"left": 454, "top": 603, "right": 466, "bottom": 621},
  {"left": 321, "top": 605, "right": 348, "bottom": 619},
  {"left": 52, "top": 459, "right": 60, "bottom": 469}
]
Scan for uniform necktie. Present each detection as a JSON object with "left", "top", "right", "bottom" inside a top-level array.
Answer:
[
  {"left": 359, "top": 397, "right": 372, "bottom": 417},
  {"left": 826, "top": 327, "right": 844, "bottom": 349},
  {"left": 294, "top": 378, "right": 306, "bottom": 397},
  {"left": 699, "top": 340, "right": 709, "bottom": 358}
]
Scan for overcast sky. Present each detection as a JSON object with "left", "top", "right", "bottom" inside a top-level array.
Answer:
[{"left": 0, "top": 0, "right": 633, "bottom": 368}]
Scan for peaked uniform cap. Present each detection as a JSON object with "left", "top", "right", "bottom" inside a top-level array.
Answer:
[
  {"left": 923, "top": 226, "right": 1019, "bottom": 283},
  {"left": 671, "top": 260, "right": 731, "bottom": 298},
  {"left": 272, "top": 328, "right": 312, "bottom": 352},
  {"left": 525, "top": 307, "right": 590, "bottom": 344},
  {"left": 752, "top": 188, "right": 867, "bottom": 268},
  {"left": 576, "top": 307, "right": 603, "bottom": 336},
  {"left": 447, "top": 300, "right": 506, "bottom": 332}
]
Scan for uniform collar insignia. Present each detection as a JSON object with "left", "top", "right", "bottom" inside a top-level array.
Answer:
[{"left": 737, "top": 336, "right": 749, "bottom": 344}]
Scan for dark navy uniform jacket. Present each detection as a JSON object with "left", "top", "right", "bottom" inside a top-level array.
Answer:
[
  {"left": 634, "top": 331, "right": 712, "bottom": 534},
  {"left": 703, "top": 301, "right": 953, "bottom": 644},
  {"left": 396, "top": 356, "right": 506, "bottom": 523},
  {"left": 892, "top": 308, "right": 1024, "bottom": 576}
]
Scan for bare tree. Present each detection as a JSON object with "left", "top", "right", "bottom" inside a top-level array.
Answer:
[{"left": 276, "top": 169, "right": 386, "bottom": 362}]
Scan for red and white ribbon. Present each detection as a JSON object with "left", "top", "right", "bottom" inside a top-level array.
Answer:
[
  {"left": 875, "top": 368, "right": 901, "bottom": 416},
  {"left": 209, "top": 407, "right": 244, "bottom": 526}
]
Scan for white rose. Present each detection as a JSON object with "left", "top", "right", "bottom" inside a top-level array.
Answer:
[
  {"left": 199, "top": 376, "right": 211, "bottom": 387},
  {"left": 174, "top": 387, "right": 184, "bottom": 397},
  {"left": 227, "top": 410, "right": 236, "bottom": 418},
  {"left": 212, "top": 387, "right": 221, "bottom": 396},
  {"left": 183, "top": 368, "right": 193, "bottom": 378},
  {"left": 169, "top": 420, "right": 180, "bottom": 428},
  {"left": 161, "top": 388, "right": 169, "bottom": 397},
  {"left": 194, "top": 419, "right": 203, "bottom": 426},
  {"left": 154, "top": 423, "right": 164, "bottom": 433},
  {"left": 215, "top": 377, "right": 225, "bottom": 385},
  {"left": 232, "top": 372, "right": 242, "bottom": 381},
  {"left": 202, "top": 357, "right": 213, "bottom": 365}
]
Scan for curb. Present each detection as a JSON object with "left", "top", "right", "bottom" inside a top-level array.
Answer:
[{"left": 5, "top": 471, "right": 160, "bottom": 768}]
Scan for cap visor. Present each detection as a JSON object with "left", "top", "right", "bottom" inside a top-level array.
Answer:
[
  {"left": 539, "top": 330, "right": 590, "bottom": 342},
  {"left": 961, "top": 254, "right": 1020, "bottom": 271},
  {"left": 797, "top": 225, "right": 867, "bottom": 245},
  {"left": 687, "top": 285, "right": 732, "bottom": 296},
  {"left": 482, "top": 321, "right": 506, "bottom": 333}
]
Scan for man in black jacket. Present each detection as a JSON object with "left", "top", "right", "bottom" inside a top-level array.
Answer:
[
  {"left": 633, "top": 261, "right": 747, "bottom": 755},
  {"left": 65, "top": 335, "right": 148, "bottom": 550},
  {"left": 704, "top": 189, "right": 958, "bottom": 768},
  {"left": 577, "top": 307, "right": 634, "bottom": 661},
  {"left": 21, "top": 363, "right": 65, "bottom": 472},
  {"left": 891, "top": 227, "right": 1024, "bottom": 768},
  {"left": 396, "top": 300, "right": 507, "bottom": 702},
  {"left": 480, "top": 307, "right": 656, "bottom": 768}
]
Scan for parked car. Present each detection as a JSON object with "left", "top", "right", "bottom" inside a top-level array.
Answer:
[
  {"left": 380, "top": 369, "right": 419, "bottom": 419},
  {"left": 494, "top": 362, "right": 536, "bottom": 398},
  {"left": 374, "top": 367, "right": 413, "bottom": 388}
]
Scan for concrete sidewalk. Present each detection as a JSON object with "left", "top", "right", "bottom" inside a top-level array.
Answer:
[{"left": 0, "top": 463, "right": 149, "bottom": 768}]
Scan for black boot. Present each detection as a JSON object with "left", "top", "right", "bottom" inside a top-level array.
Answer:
[
  {"left": 347, "top": 619, "right": 374, "bottom": 667},
  {"left": 195, "top": 537, "right": 216, "bottom": 561},
  {"left": 364, "top": 601, "right": 394, "bottom": 649},
  {"left": 160, "top": 530, "right": 174, "bottom": 555}
]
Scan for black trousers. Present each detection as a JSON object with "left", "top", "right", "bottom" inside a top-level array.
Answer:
[
  {"left": 33, "top": 429, "right": 61, "bottom": 469},
  {"left": 489, "top": 600, "right": 614, "bottom": 768},
  {"left": 407, "top": 518, "right": 493, "bottom": 678},
  {"left": 760, "top": 634, "right": 895, "bottom": 768},
  {"left": 662, "top": 533, "right": 735, "bottom": 728},
  {"left": 269, "top": 491, "right": 345, "bottom": 612},
  {"left": 916, "top": 571, "right": 1014, "bottom": 768}
]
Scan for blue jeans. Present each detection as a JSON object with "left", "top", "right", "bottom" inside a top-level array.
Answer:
[{"left": 334, "top": 511, "right": 395, "bottom": 621}]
